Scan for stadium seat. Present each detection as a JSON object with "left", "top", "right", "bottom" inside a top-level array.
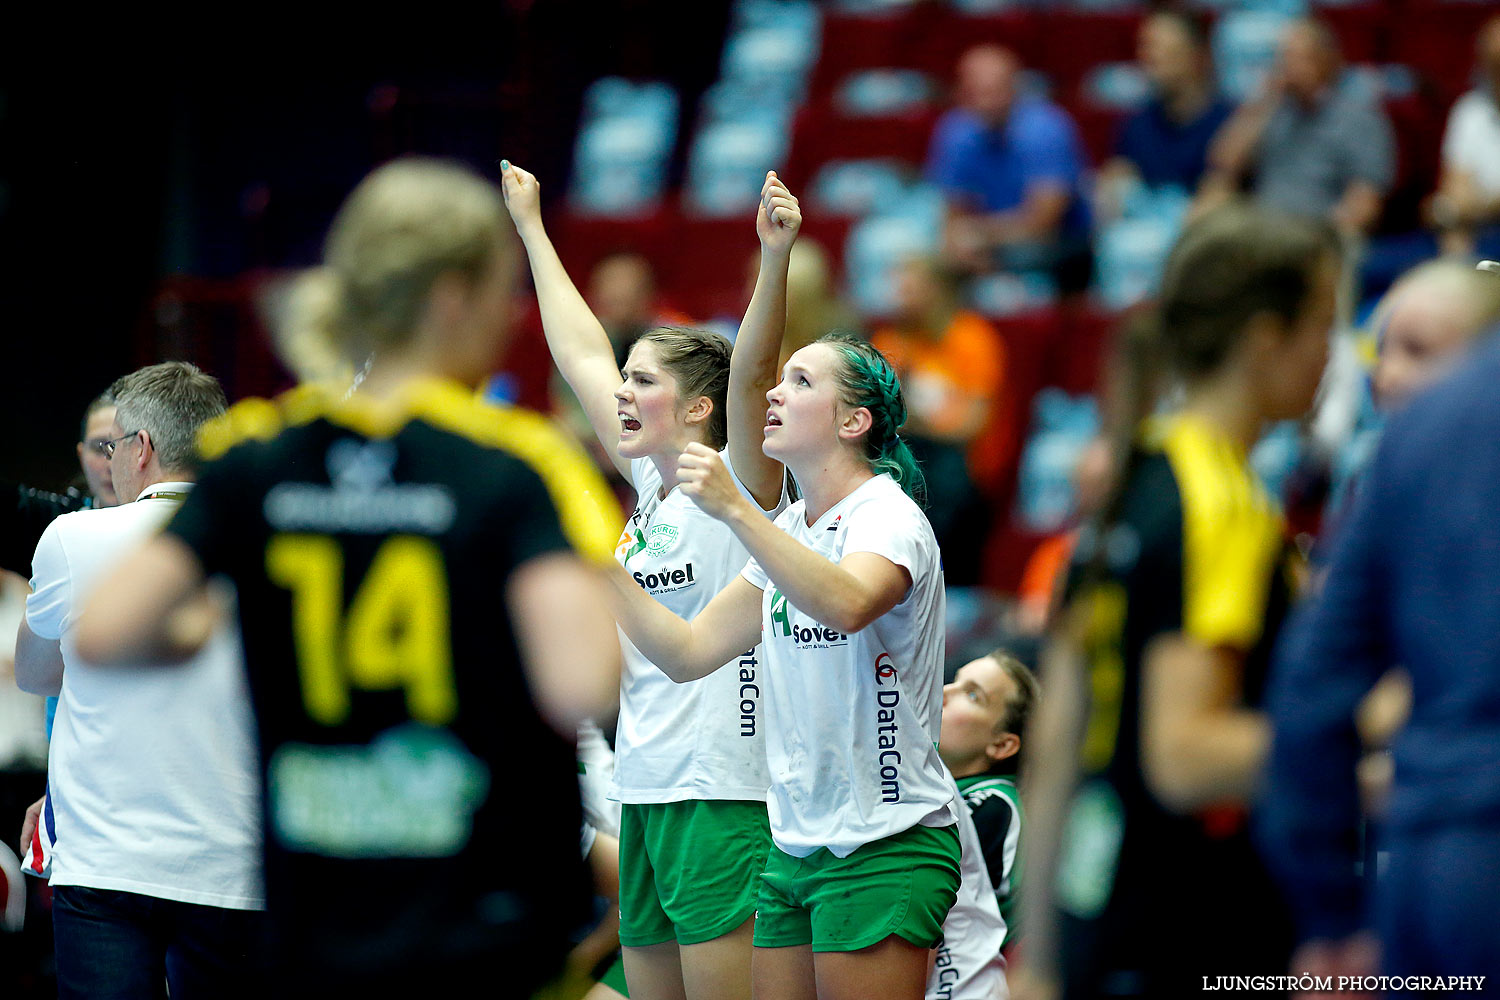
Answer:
[
  {"left": 1037, "top": 8, "right": 1144, "bottom": 94},
  {"left": 843, "top": 209, "right": 943, "bottom": 316},
  {"left": 685, "top": 120, "right": 790, "bottom": 217},
  {"left": 787, "top": 99, "right": 942, "bottom": 183},
  {"left": 1389, "top": 3, "right": 1492, "bottom": 105},
  {"left": 835, "top": 68, "right": 941, "bottom": 117},
  {"left": 808, "top": 158, "right": 914, "bottom": 217},
  {"left": 1214, "top": 9, "right": 1296, "bottom": 101},
  {"left": 569, "top": 79, "right": 680, "bottom": 217}
]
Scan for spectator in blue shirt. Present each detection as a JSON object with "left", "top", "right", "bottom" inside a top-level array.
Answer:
[
  {"left": 1261, "top": 321, "right": 1500, "bottom": 986},
  {"left": 926, "top": 45, "right": 1093, "bottom": 296},
  {"left": 1098, "top": 9, "right": 1233, "bottom": 219}
]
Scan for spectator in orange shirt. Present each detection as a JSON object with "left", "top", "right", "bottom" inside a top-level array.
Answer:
[{"left": 873, "top": 256, "right": 1009, "bottom": 583}]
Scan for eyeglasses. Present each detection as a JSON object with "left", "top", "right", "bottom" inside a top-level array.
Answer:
[{"left": 95, "top": 430, "right": 140, "bottom": 459}]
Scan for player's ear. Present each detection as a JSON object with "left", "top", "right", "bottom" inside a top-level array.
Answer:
[{"left": 986, "top": 732, "right": 1020, "bottom": 763}]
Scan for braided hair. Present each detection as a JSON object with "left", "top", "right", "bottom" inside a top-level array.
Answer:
[{"left": 818, "top": 332, "right": 927, "bottom": 505}]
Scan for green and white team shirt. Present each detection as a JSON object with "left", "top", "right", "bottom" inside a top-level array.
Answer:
[
  {"left": 741, "top": 473, "right": 959, "bottom": 858},
  {"left": 928, "top": 771, "right": 1009, "bottom": 1000},
  {"left": 610, "top": 450, "right": 787, "bottom": 803}
]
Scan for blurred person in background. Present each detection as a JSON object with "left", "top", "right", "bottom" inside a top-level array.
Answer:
[
  {"left": 1097, "top": 9, "right": 1233, "bottom": 219},
  {"left": 1014, "top": 205, "right": 1341, "bottom": 998},
  {"left": 588, "top": 251, "right": 694, "bottom": 370},
  {"left": 924, "top": 648, "right": 1039, "bottom": 1000},
  {"left": 872, "top": 256, "right": 1008, "bottom": 586},
  {"left": 1310, "top": 260, "right": 1500, "bottom": 828},
  {"left": 5, "top": 390, "right": 122, "bottom": 923},
  {"left": 926, "top": 45, "right": 1093, "bottom": 298},
  {"left": 2, "top": 392, "right": 118, "bottom": 576},
  {"left": 1207, "top": 19, "right": 1395, "bottom": 241},
  {"left": 70, "top": 158, "right": 626, "bottom": 998},
  {"left": 737, "top": 239, "right": 862, "bottom": 370},
  {"left": 1426, "top": 16, "right": 1500, "bottom": 258},
  {"left": 938, "top": 649, "right": 1038, "bottom": 947},
  {"left": 1261, "top": 272, "right": 1500, "bottom": 987}
]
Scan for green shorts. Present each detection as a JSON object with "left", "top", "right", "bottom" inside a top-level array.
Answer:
[
  {"left": 617, "top": 799, "right": 771, "bottom": 947},
  {"left": 752, "top": 824, "right": 961, "bottom": 952}
]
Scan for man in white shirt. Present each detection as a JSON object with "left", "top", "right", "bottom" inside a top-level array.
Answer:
[
  {"left": 14, "top": 362, "right": 264, "bottom": 1000},
  {"left": 1429, "top": 16, "right": 1500, "bottom": 257}
]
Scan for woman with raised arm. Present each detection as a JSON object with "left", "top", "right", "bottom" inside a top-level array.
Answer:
[
  {"left": 500, "top": 162, "right": 800, "bottom": 1000},
  {"left": 69, "top": 158, "right": 627, "bottom": 996},
  {"left": 609, "top": 333, "right": 961, "bottom": 1000}
]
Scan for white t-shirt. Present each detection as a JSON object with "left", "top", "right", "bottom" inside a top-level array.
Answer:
[
  {"left": 27, "top": 482, "right": 263, "bottom": 910},
  {"left": 741, "top": 474, "right": 959, "bottom": 858},
  {"left": 610, "top": 451, "right": 787, "bottom": 803},
  {"left": 578, "top": 719, "right": 620, "bottom": 840},
  {"left": 1443, "top": 90, "right": 1500, "bottom": 199},
  {"left": 928, "top": 772, "right": 1009, "bottom": 1000}
]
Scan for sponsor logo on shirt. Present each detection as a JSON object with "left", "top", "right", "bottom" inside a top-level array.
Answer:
[
  {"left": 736, "top": 649, "right": 759, "bottom": 737},
  {"left": 264, "top": 439, "right": 455, "bottom": 534},
  {"left": 931, "top": 942, "right": 961, "bottom": 998},
  {"left": 632, "top": 562, "right": 696, "bottom": 593},
  {"left": 875, "top": 652, "right": 901, "bottom": 803},
  {"left": 645, "top": 523, "right": 679, "bottom": 555},
  {"left": 616, "top": 520, "right": 647, "bottom": 563},
  {"left": 767, "top": 588, "right": 848, "bottom": 648}
]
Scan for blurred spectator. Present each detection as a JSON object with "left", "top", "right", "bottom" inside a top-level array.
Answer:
[
  {"left": 1208, "top": 19, "right": 1395, "bottom": 239},
  {"left": 872, "top": 256, "right": 1008, "bottom": 584},
  {"left": 1427, "top": 17, "right": 1500, "bottom": 258},
  {"left": 1099, "top": 9, "right": 1233, "bottom": 217},
  {"left": 783, "top": 240, "right": 862, "bottom": 367},
  {"left": 3, "top": 392, "right": 117, "bottom": 576},
  {"left": 926, "top": 45, "right": 1093, "bottom": 296},
  {"left": 585, "top": 251, "right": 692, "bottom": 368},
  {"left": 733, "top": 238, "right": 862, "bottom": 368}
]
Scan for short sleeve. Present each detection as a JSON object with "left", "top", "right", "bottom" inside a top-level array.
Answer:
[
  {"left": 839, "top": 498, "right": 929, "bottom": 598},
  {"left": 25, "top": 519, "right": 72, "bottom": 640},
  {"left": 967, "top": 789, "right": 1016, "bottom": 888},
  {"left": 628, "top": 457, "right": 655, "bottom": 497},
  {"left": 1182, "top": 487, "right": 1283, "bottom": 651},
  {"left": 163, "top": 448, "right": 252, "bottom": 579},
  {"left": 1017, "top": 106, "right": 1083, "bottom": 188},
  {"left": 740, "top": 554, "right": 768, "bottom": 592},
  {"left": 505, "top": 461, "right": 574, "bottom": 569}
]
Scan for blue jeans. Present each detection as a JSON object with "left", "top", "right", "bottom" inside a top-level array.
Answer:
[{"left": 52, "top": 885, "right": 266, "bottom": 1000}]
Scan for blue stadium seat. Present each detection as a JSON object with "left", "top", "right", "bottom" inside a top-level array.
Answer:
[
  {"left": 808, "top": 158, "right": 913, "bottom": 216},
  {"left": 570, "top": 78, "right": 679, "bottom": 217},
  {"left": 835, "top": 68, "right": 941, "bottom": 117},
  {"left": 686, "top": 121, "right": 791, "bottom": 217}
]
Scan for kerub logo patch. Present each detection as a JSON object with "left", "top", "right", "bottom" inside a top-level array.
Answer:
[{"left": 645, "top": 523, "right": 679, "bottom": 555}]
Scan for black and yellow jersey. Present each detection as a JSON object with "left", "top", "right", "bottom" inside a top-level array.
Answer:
[
  {"left": 1057, "top": 412, "right": 1296, "bottom": 997},
  {"left": 165, "top": 377, "right": 622, "bottom": 987}
]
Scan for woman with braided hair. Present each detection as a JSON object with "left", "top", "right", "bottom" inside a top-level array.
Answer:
[{"left": 610, "top": 332, "right": 959, "bottom": 1000}]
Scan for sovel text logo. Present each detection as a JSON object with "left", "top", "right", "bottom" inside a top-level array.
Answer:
[
  {"left": 768, "top": 589, "right": 848, "bottom": 648},
  {"left": 632, "top": 562, "right": 697, "bottom": 592}
]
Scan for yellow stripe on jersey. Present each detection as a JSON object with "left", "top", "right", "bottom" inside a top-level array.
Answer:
[
  {"left": 1159, "top": 413, "right": 1284, "bottom": 652},
  {"left": 196, "top": 377, "right": 624, "bottom": 565}
]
